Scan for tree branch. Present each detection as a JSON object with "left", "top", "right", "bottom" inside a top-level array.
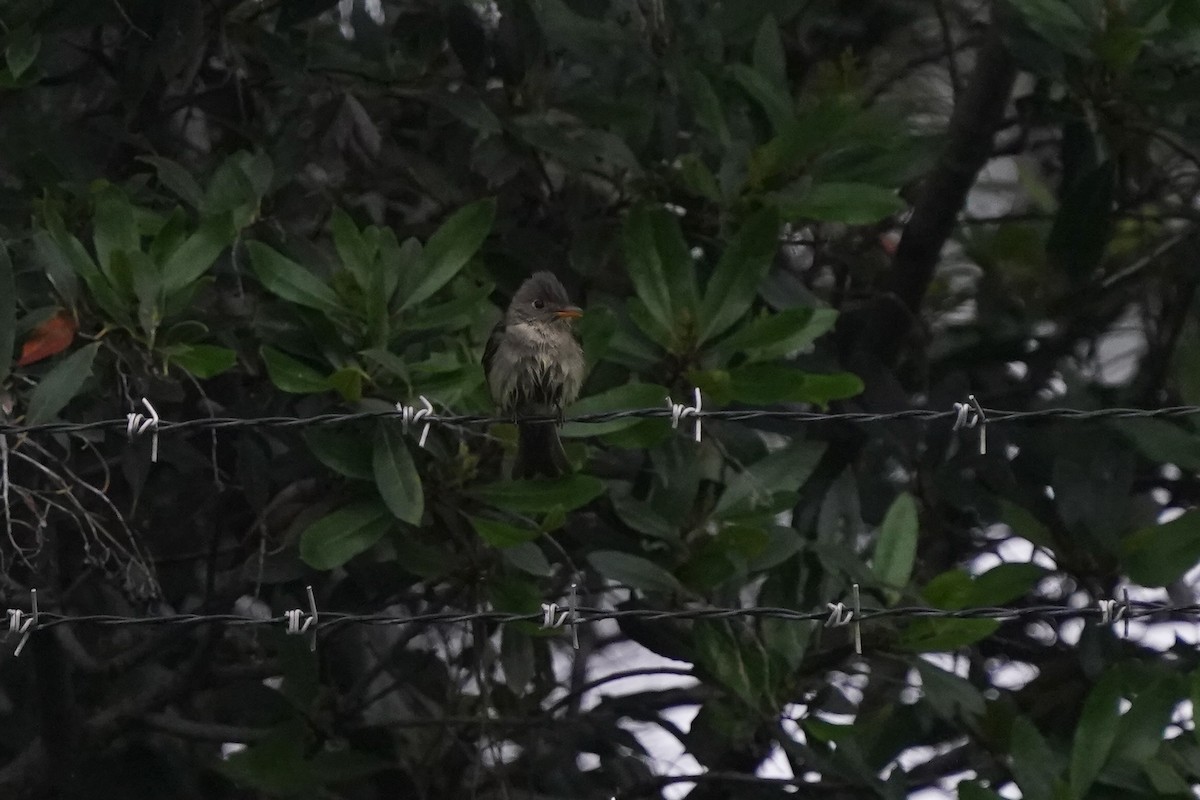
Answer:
[{"left": 857, "top": 29, "right": 1018, "bottom": 366}]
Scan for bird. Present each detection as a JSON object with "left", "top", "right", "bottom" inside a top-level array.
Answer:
[{"left": 483, "top": 271, "right": 585, "bottom": 479}]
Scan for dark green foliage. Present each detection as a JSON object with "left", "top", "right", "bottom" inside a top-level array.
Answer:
[{"left": 2, "top": 1, "right": 1200, "bottom": 799}]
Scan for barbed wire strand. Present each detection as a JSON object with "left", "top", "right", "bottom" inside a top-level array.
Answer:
[
  {"left": 1, "top": 600, "right": 1194, "bottom": 635},
  {"left": 2, "top": 403, "right": 1200, "bottom": 437}
]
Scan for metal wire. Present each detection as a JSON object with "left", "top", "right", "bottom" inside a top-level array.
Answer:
[
  {"left": 3, "top": 601, "right": 1195, "bottom": 632},
  {"left": 1, "top": 404, "right": 1199, "bottom": 437}
]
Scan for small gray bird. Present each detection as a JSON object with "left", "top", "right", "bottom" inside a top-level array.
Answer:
[{"left": 483, "top": 272, "right": 585, "bottom": 479}]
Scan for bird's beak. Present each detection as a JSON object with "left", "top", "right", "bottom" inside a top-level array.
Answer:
[{"left": 555, "top": 305, "right": 583, "bottom": 320}]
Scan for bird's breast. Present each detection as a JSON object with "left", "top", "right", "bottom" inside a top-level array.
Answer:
[{"left": 490, "top": 321, "right": 584, "bottom": 412}]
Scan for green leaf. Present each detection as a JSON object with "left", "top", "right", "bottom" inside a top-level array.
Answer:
[
  {"left": 246, "top": 241, "right": 343, "bottom": 314},
  {"left": 401, "top": 198, "right": 496, "bottom": 309},
  {"left": 924, "top": 563, "right": 1046, "bottom": 610},
  {"left": 149, "top": 209, "right": 188, "bottom": 265},
  {"left": 0, "top": 244, "right": 14, "bottom": 383},
  {"left": 749, "top": 102, "right": 860, "bottom": 184},
  {"left": 1069, "top": 669, "right": 1122, "bottom": 799},
  {"left": 138, "top": 155, "right": 206, "bottom": 209},
  {"left": 1113, "top": 676, "right": 1181, "bottom": 765},
  {"left": 1123, "top": 509, "right": 1200, "bottom": 587},
  {"left": 327, "top": 366, "right": 364, "bottom": 403},
  {"left": 679, "top": 525, "right": 771, "bottom": 589},
  {"left": 969, "top": 563, "right": 1046, "bottom": 605},
  {"left": 676, "top": 154, "right": 722, "bottom": 201},
  {"left": 25, "top": 342, "right": 101, "bottom": 425},
  {"left": 728, "top": 63, "right": 793, "bottom": 133},
  {"left": 470, "top": 516, "right": 541, "bottom": 548},
  {"left": 165, "top": 344, "right": 237, "bottom": 378},
  {"left": 299, "top": 501, "right": 392, "bottom": 569},
  {"left": 259, "top": 346, "right": 329, "bottom": 394},
  {"left": 921, "top": 569, "right": 973, "bottom": 608},
  {"left": 502, "top": 541, "right": 554, "bottom": 576},
  {"left": 688, "top": 368, "right": 734, "bottom": 405},
  {"left": 873, "top": 492, "right": 918, "bottom": 598},
  {"left": 753, "top": 15, "right": 787, "bottom": 91},
  {"left": 161, "top": 214, "right": 234, "bottom": 294},
  {"left": 897, "top": 618, "right": 999, "bottom": 652},
  {"left": 205, "top": 153, "right": 269, "bottom": 226},
  {"left": 489, "top": 575, "right": 543, "bottom": 615},
  {"left": 611, "top": 490, "right": 679, "bottom": 542},
  {"left": 372, "top": 424, "right": 424, "bottom": 525},
  {"left": 916, "top": 659, "right": 985, "bottom": 718},
  {"left": 33, "top": 232, "right": 79, "bottom": 306},
  {"left": 473, "top": 474, "right": 604, "bottom": 513},
  {"left": 587, "top": 550, "right": 684, "bottom": 594},
  {"left": 361, "top": 347, "right": 410, "bottom": 383},
  {"left": 330, "top": 208, "right": 375, "bottom": 289},
  {"left": 1142, "top": 758, "right": 1191, "bottom": 795},
  {"left": 728, "top": 363, "right": 863, "bottom": 406},
  {"left": 92, "top": 187, "right": 140, "bottom": 275},
  {"left": 711, "top": 307, "right": 838, "bottom": 363},
  {"left": 774, "top": 182, "right": 905, "bottom": 225},
  {"left": 304, "top": 428, "right": 374, "bottom": 480},
  {"left": 787, "top": 371, "right": 866, "bottom": 407},
  {"left": 43, "top": 211, "right": 129, "bottom": 324},
  {"left": 716, "top": 440, "right": 826, "bottom": 516},
  {"left": 651, "top": 208, "right": 700, "bottom": 321},
  {"left": 621, "top": 204, "right": 677, "bottom": 337},
  {"left": 745, "top": 526, "right": 803, "bottom": 572},
  {"left": 1111, "top": 418, "right": 1200, "bottom": 470},
  {"left": 998, "top": 498, "right": 1055, "bottom": 548},
  {"left": 694, "top": 622, "right": 761, "bottom": 706},
  {"left": 698, "top": 207, "right": 780, "bottom": 343},
  {"left": 682, "top": 71, "right": 731, "bottom": 148},
  {"left": 626, "top": 296, "right": 674, "bottom": 349},
  {"left": 1095, "top": 21, "right": 1146, "bottom": 71},
  {"left": 1009, "top": 0, "right": 1094, "bottom": 54},
  {"left": 560, "top": 382, "right": 670, "bottom": 438},
  {"left": 106, "top": 248, "right": 137, "bottom": 301},
  {"left": 1009, "top": 715, "right": 1060, "bottom": 800},
  {"left": 4, "top": 28, "right": 39, "bottom": 79},
  {"left": 217, "top": 725, "right": 313, "bottom": 794}
]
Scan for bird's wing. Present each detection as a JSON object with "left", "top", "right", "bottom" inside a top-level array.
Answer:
[{"left": 482, "top": 319, "right": 505, "bottom": 377}]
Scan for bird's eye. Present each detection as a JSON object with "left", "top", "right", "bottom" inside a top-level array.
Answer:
[{"left": 532, "top": 299, "right": 545, "bottom": 310}]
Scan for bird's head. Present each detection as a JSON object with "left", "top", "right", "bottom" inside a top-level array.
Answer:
[{"left": 509, "top": 271, "right": 583, "bottom": 326}]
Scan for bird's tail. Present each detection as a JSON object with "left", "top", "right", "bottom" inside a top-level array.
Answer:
[{"left": 514, "top": 421, "right": 570, "bottom": 479}]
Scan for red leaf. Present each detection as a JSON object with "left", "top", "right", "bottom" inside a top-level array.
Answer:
[{"left": 17, "top": 311, "right": 78, "bottom": 366}]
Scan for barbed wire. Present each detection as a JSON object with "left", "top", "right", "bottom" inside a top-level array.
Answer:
[
  {"left": 2, "top": 403, "right": 1199, "bottom": 437},
  {"left": 1, "top": 600, "right": 1188, "bottom": 634}
]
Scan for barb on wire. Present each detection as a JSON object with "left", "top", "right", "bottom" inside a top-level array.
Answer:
[
  {"left": 952, "top": 394, "right": 987, "bottom": 455},
  {"left": 5, "top": 588, "right": 38, "bottom": 657},
  {"left": 397, "top": 396, "right": 435, "bottom": 449},
  {"left": 825, "top": 592, "right": 858, "bottom": 654},
  {"left": 666, "top": 388, "right": 702, "bottom": 443},
  {"left": 126, "top": 397, "right": 161, "bottom": 462},
  {"left": 1098, "top": 588, "right": 1131, "bottom": 637},
  {"left": 4, "top": 403, "right": 1200, "bottom": 438},
  {"left": 540, "top": 583, "right": 579, "bottom": 649},
  {"left": 284, "top": 585, "right": 319, "bottom": 651}
]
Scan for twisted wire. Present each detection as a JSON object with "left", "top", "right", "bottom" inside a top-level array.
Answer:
[
  {"left": 3, "top": 601, "right": 1194, "bottom": 632},
  {"left": 1, "top": 404, "right": 1198, "bottom": 437}
]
